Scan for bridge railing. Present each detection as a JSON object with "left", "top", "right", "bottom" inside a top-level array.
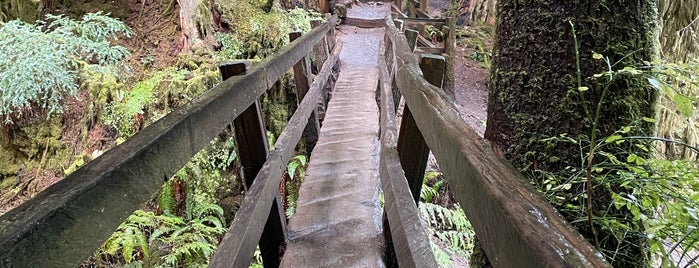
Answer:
[
  {"left": 380, "top": 17, "right": 612, "bottom": 267},
  {"left": 0, "top": 15, "right": 338, "bottom": 267}
]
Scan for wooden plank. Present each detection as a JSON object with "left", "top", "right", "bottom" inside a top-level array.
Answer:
[
  {"left": 385, "top": 18, "right": 612, "bottom": 268},
  {"left": 258, "top": 15, "right": 338, "bottom": 88},
  {"left": 310, "top": 20, "right": 329, "bottom": 73},
  {"left": 290, "top": 32, "right": 320, "bottom": 155},
  {"left": 220, "top": 62, "right": 287, "bottom": 268},
  {"left": 344, "top": 17, "right": 386, "bottom": 28},
  {"left": 419, "top": 0, "right": 427, "bottom": 12},
  {"left": 396, "top": 107, "right": 429, "bottom": 204},
  {"left": 379, "top": 37, "right": 438, "bottom": 268},
  {"left": 419, "top": 54, "right": 445, "bottom": 89},
  {"left": 0, "top": 17, "right": 338, "bottom": 268},
  {"left": 209, "top": 42, "right": 342, "bottom": 268},
  {"left": 415, "top": 8, "right": 431, "bottom": 18},
  {"left": 391, "top": 4, "right": 408, "bottom": 18},
  {"left": 405, "top": 29, "right": 419, "bottom": 52},
  {"left": 415, "top": 47, "right": 444, "bottom": 55},
  {"left": 399, "top": 17, "right": 446, "bottom": 27}
]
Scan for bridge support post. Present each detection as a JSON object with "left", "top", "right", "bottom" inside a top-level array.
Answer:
[
  {"left": 404, "top": 29, "right": 419, "bottom": 52},
  {"left": 290, "top": 32, "right": 321, "bottom": 155},
  {"left": 219, "top": 62, "right": 287, "bottom": 268},
  {"left": 397, "top": 107, "right": 430, "bottom": 204}
]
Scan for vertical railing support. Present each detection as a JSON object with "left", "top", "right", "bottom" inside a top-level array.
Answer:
[
  {"left": 310, "top": 20, "right": 330, "bottom": 74},
  {"left": 396, "top": 52, "right": 446, "bottom": 204},
  {"left": 219, "top": 62, "right": 287, "bottom": 268},
  {"left": 404, "top": 29, "right": 418, "bottom": 52},
  {"left": 289, "top": 32, "right": 321, "bottom": 155},
  {"left": 419, "top": 54, "right": 446, "bottom": 89},
  {"left": 397, "top": 107, "right": 430, "bottom": 204}
]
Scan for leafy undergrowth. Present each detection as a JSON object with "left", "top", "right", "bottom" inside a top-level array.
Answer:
[{"left": 419, "top": 171, "right": 475, "bottom": 267}]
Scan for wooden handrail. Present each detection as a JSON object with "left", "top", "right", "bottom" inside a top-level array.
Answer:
[
  {"left": 378, "top": 38, "right": 438, "bottom": 268},
  {"left": 0, "top": 15, "right": 338, "bottom": 267},
  {"left": 384, "top": 17, "right": 612, "bottom": 268},
  {"left": 209, "top": 34, "right": 342, "bottom": 268}
]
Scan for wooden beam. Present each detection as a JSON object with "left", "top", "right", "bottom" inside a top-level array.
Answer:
[
  {"left": 419, "top": 54, "right": 445, "bottom": 89},
  {"left": 379, "top": 37, "right": 438, "bottom": 268},
  {"left": 290, "top": 32, "right": 321, "bottom": 155},
  {"left": 399, "top": 17, "right": 446, "bottom": 27},
  {"left": 0, "top": 16, "right": 338, "bottom": 267},
  {"left": 415, "top": 47, "right": 444, "bottom": 55},
  {"left": 210, "top": 42, "right": 343, "bottom": 268},
  {"left": 384, "top": 17, "right": 612, "bottom": 268},
  {"left": 220, "top": 62, "right": 287, "bottom": 268}
]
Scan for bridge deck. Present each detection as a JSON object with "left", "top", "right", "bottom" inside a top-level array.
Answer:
[{"left": 280, "top": 25, "right": 386, "bottom": 267}]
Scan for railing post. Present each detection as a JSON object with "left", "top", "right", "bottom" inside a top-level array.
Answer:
[
  {"left": 289, "top": 32, "right": 321, "bottom": 155},
  {"left": 310, "top": 20, "right": 330, "bottom": 74},
  {"left": 419, "top": 0, "right": 428, "bottom": 13},
  {"left": 404, "top": 29, "right": 419, "bottom": 52},
  {"left": 419, "top": 54, "right": 446, "bottom": 89},
  {"left": 219, "top": 62, "right": 287, "bottom": 268},
  {"left": 397, "top": 107, "right": 430, "bottom": 204},
  {"left": 324, "top": 13, "right": 336, "bottom": 51}
]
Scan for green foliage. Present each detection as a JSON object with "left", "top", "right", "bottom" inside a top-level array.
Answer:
[
  {"left": 101, "top": 69, "right": 187, "bottom": 137},
  {"left": 418, "top": 172, "right": 474, "bottom": 267},
  {"left": 534, "top": 30, "right": 699, "bottom": 266},
  {"left": 214, "top": 4, "right": 320, "bottom": 59},
  {"left": 100, "top": 210, "right": 156, "bottom": 264},
  {"left": 285, "top": 154, "right": 308, "bottom": 217},
  {"left": 0, "top": 12, "right": 131, "bottom": 123},
  {"left": 178, "top": 136, "right": 238, "bottom": 204},
  {"left": 216, "top": 32, "right": 245, "bottom": 60},
  {"left": 97, "top": 200, "right": 226, "bottom": 267}
]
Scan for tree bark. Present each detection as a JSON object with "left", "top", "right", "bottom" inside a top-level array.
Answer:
[
  {"left": 467, "top": 0, "right": 495, "bottom": 25},
  {"left": 484, "top": 0, "right": 659, "bottom": 266}
]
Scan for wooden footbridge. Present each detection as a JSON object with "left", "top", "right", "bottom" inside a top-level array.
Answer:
[{"left": 0, "top": 5, "right": 611, "bottom": 268}]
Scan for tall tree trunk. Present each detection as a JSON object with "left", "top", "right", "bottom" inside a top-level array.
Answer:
[
  {"left": 484, "top": 1, "right": 659, "bottom": 266},
  {"left": 178, "top": 0, "right": 215, "bottom": 53},
  {"left": 656, "top": 0, "right": 699, "bottom": 160},
  {"left": 467, "top": 0, "right": 495, "bottom": 25},
  {"left": 442, "top": 0, "right": 458, "bottom": 97}
]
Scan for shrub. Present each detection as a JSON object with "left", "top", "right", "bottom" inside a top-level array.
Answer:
[{"left": 0, "top": 12, "right": 131, "bottom": 123}]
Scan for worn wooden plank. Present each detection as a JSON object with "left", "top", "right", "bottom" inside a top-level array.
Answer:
[
  {"left": 345, "top": 17, "right": 386, "bottom": 28},
  {"left": 398, "top": 17, "right": 446, "bottom": 27},
  {"left": 419, "top": 54, "right": 445, "bottom": 89},
  {"left": 310, "top": 20, "right": 329, "bottom": 73},
  {"left": 385, "top": 18, "right": 611, "bottom": 268},
  {"left": 415, "top": 47, "right": 445, "bottom": 55},
  {"left": 415, "top": 8, "right": 430, "bottom": 18},
  {"left": 259, "top": 15, "right": 338, "bottom": 88},
  {"left": 209, "top": 42, "right": 342, "bottom": 268},
  {"left": 290, "top": 32, "right": 321, "bottom": 155},
  {"left": 404, "top": 29, "right": 418, "bottom": 52},
  {"left": 379, "top": 38, "right": 438, "bottom": 268},
  {"left": 220, "top": 62, "right": 287, "bottom": 268},
  {"left": 396, "top": 107, "right": 429, "bottom": 204}
]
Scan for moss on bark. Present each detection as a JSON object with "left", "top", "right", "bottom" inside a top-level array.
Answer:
[{"left": 483, "top": 0, "right": 659, "bottom": 266}]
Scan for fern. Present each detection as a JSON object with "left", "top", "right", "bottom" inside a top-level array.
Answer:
[
  {"left": 0, "top": 12, "right": 131, "bottom": 122},
  {"left": 100, "top": 210, "right": 156, "bottom": 264}
]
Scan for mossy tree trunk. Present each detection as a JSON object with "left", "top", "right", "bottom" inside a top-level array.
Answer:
[{"left": 482, "top": 0, "right": 659, "bottom": 267}]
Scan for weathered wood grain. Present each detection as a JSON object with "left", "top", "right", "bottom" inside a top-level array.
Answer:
[
  {"left": 379, "top": 38, "right": 438, "bottom": 268},
  {"left": 290, "top": 32, "right": 321, "bottom": 155},
  {"left": 220, "top": 62, "right": 287, "bottom": 268},
  {"left": 209, "top": 42, "right": 342, "bottom": 268},
  {"left": 385, "top": 17, "right": 612, "bottom": 268}
]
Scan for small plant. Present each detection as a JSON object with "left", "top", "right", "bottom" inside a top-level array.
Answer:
[
  {"left": 285, "top": 154, "right": 308, "bottom": 217},
  {"left": 418, "top": 171, "right": 474, "bottom": 267},
  {"left": 0, "top": 12, "right": 131, "bottom": 123}
]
